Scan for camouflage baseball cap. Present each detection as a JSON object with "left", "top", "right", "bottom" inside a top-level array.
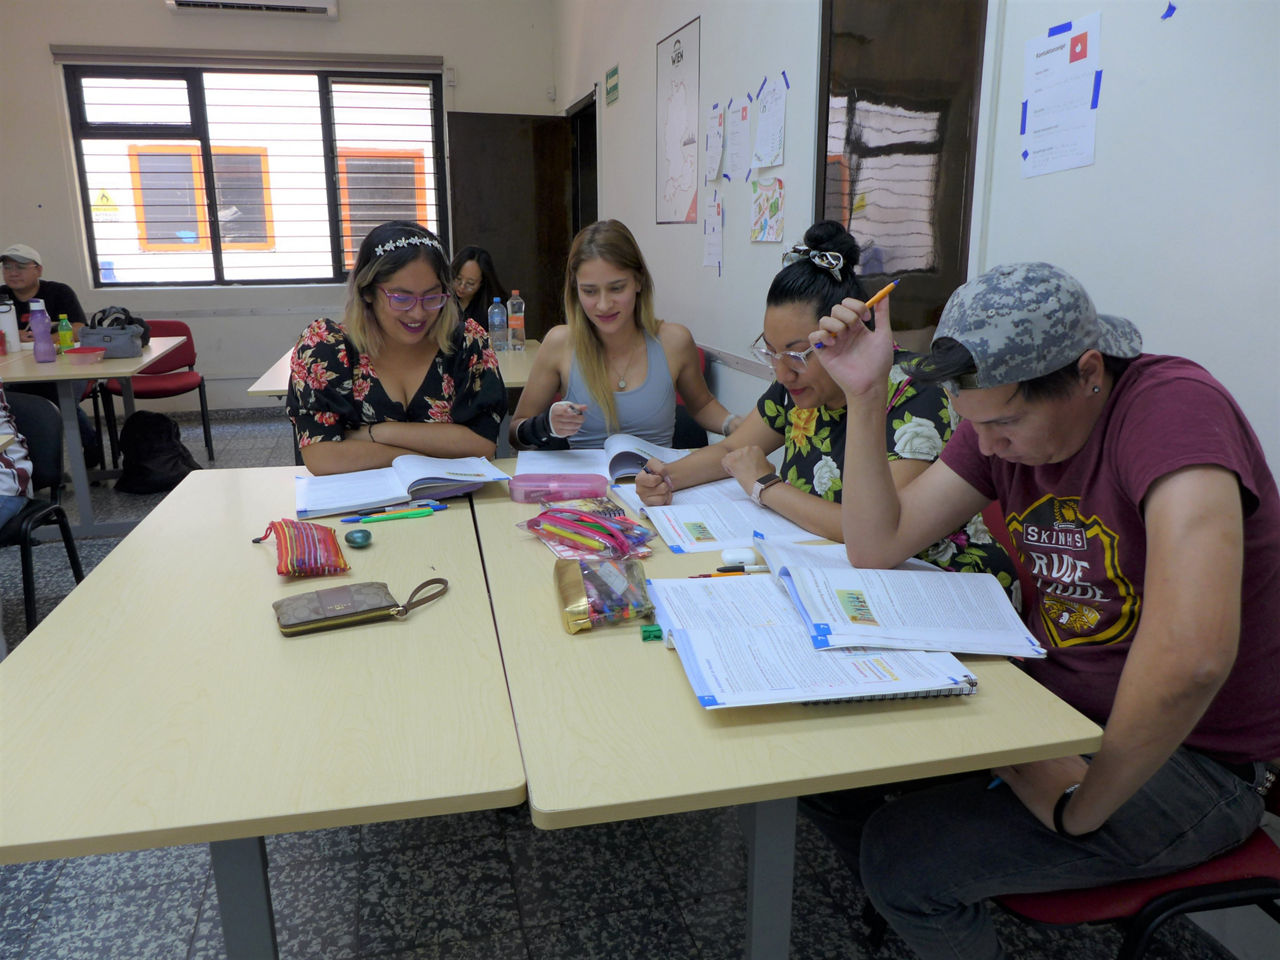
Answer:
[{"left": 928, "top": 262, "right": 1142, "bottom": 389}]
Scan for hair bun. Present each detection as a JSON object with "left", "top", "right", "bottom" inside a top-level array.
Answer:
[{"left": 803, "top": 220, "right": 860, "bottom": 267}]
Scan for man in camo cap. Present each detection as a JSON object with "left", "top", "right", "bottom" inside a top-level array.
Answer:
[
  {"left": 798, "top": 262, "right": 1280, "bottom": 959},
  {"left": 928, "top": 261, "right": 1142, "bottom": 392}
]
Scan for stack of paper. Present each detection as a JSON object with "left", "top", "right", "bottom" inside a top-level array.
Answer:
[{"left": 615, "top": 477, "right": 815, "bottom": 552}]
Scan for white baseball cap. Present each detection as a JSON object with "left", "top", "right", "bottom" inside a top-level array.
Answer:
[{"left": 1, "top": 244, "right": 42, "bottom": 266}]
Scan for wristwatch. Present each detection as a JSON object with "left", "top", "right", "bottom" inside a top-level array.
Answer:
[{"left": 750, "top": 472, "right": 783, "bottom": 505}]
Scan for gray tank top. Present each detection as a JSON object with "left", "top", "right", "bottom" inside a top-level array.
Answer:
[{"left": 564, "top": 333, "right": 676, "bottom": 448}]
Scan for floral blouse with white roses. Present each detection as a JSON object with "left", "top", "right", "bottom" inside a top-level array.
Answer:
[
  {"left": 287, "top": 316, "right": 506, "bottom": 449},
  {"left": 755, "top": 350, "right": 1018, "bottom": 597}
]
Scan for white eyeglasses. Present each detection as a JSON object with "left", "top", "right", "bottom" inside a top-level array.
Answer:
[{"left": 751, "top": 333, "right": 815, "bottom": 373}]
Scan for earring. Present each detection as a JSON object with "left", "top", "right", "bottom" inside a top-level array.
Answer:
[{"left": 1091, "top": 385, "right": 1101, "bottom": 394}]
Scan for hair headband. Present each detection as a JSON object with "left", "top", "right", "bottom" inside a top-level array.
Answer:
[
  {"left": 781, "top": 244, "right": 844, "bottom": 282},
  {"left": 374, "top": 235, "right": 443, "bottom": 258}
]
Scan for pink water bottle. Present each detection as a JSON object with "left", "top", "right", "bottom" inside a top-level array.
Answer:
[{"left": 30, "top": 299, "right": 57, "bottom": 363}]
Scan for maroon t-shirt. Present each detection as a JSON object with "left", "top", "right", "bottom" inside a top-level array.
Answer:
[{"left": 942, "top": 354, "right": 1280, "bottom": 761}]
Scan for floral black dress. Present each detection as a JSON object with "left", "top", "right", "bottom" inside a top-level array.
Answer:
[
  {"left": 755, "top": 349, "right": 1019, "bottom": 600},
  {"left": 287, "top": 316, "right": 507, "bottom": 448}
]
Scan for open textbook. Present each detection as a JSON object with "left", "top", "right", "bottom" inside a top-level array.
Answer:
[
  {"left": 646, "top": 574, "right": 978, "bottom": 708},
  {"left": 515, "top": 433, "right": 689, "bottom": 482},
  {"left": 614, "top": 477, "right": 815, "bottom": 552},
  {"left": 756, "top": 539, "right": 1044, "bottom": 658},
  {"left": 295, "top": 455, "right": 510, "bottom": 518}
]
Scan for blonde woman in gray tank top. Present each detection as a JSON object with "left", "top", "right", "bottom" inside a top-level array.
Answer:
[{"left": 510, "top": 220, "right": 740, "bottom": 450}]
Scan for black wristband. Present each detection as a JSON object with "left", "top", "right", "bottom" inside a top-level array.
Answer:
[
  {"left": 516, "top": 411, "right": 568, "bottom": 450},
  {"left": 1053, "top": 784, "right": 1080, "bottom": 836}
]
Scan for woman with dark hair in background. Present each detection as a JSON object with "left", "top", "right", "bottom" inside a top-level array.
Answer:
[
  {"left": 450, "top": 245, "right": 508, "bottom": 328},
  {"left": 510, "top": 219, "right": 736, "bottom": 450},
  {"left": 636, "top": 220, "right": 1016, "bottom": 584},
  {"left": 288, "top": 221, "right": 506, "bottom": 475}
]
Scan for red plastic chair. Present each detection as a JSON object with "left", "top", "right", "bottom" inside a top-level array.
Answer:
[
  {"left": 101, "top": 319, "right": 214, "bottom": 466},
  {"left": 997, "top": 781, "right": 1280, "bottom": 960}
]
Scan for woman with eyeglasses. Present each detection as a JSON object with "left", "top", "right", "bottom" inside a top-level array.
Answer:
[
  {"left": 287, "top": 221, "right": 506, "bottom": 475},
  {"left": 450, "top": 245, "right": 507, "bottom": 328},
  {"left": 636, "top": 220, "right": 1016, "bottom": 585},
  {"left": 510, "top": 219, "right": 738, "bottom": 450}
]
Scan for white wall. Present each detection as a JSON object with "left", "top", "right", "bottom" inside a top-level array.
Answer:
[
  {"left": 553, "top": 0, "right": 823, "bottom": 367},
  {"left": 970, "top": 0, "right": 1280, "bottom": 468},
  {"left": 0, "top": 0, "right": 558, "bottom": 410}
]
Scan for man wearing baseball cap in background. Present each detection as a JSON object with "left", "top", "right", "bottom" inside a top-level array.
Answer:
[
  {"left": 802, "top": 262, "right": 1279, "bottom": 959},
  {"left": 0, "top": 244, "right": 87, "bottom": 339},
  {"left": 1, "top": 244, "right": 98, "bottom": 466}
]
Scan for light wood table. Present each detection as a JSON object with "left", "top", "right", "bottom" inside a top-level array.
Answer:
[
  {"left": 472, "top": 474, "right": 1104, "bottom": 959},
  {"left": 248, "top": 339, "right": 542, "bottom": 399},
  {"left": 246, "top": 347, "right": 294, "bottom": 398},
  {"left": 0, "top": 466, "right": 526, "bottom": 958},
  {"left": 0, "top": 337, "right": 184, "bottom": 537}
]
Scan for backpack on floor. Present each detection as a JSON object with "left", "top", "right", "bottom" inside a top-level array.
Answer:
[{"left": 114, "top": 411, "right": 202, "bottom": 495}]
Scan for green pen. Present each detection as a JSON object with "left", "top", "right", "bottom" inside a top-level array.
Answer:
[{"left": 360, "top": 507, "right": 434, "bottom": 524}]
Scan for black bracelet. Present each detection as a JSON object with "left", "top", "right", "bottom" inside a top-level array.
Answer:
[
  {"left": 1052, "top": 784, "right": 1080, "bottom": 836},
  {"left": 516, "top": 410, "right": 568, "bottom": 450},
  {"left": 367, "top": 422, "right": 377, "bottom": 444}
]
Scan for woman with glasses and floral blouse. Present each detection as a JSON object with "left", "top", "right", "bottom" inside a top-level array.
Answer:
[
  {"left": 636, "top": 220, "right": 1016, "bottom": 587},
  {"left": 287, "top": 221, "right": 506, "bottom": 475},
  {"left": 450, "top": 245, "right": 508, "bottom": 328}
]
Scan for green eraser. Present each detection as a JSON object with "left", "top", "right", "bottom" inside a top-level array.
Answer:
[{"left": 641, "top": 624, "right": 663, "bottom": 642}]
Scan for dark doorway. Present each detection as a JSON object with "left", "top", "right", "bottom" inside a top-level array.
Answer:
[
  {"left": 447, "top": 113, "right": 574, "bottom": 342},
  {"left": 816, "top": 0, "right": 987, "bottom": 336},
  {"left": 567, "top": 91, "right": 598, "bottom": 236}
]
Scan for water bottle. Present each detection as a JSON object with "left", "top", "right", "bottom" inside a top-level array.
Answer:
[
  {"left": 506, "top": 289, "right": 525, "bottom": 352},
  {"left": 30, "top": 299, "right": 57, "bottom": 363},
  {"left": 487, "top": 296, "right": 508, "bottom": 352},
  {"left": 58, "top": 314, "right": 75, "bottom": 353}
]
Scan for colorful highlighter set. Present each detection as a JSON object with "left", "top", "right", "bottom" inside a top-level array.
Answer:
[{"left": 520, "top": 506, "right": 653, "bottom": 560}]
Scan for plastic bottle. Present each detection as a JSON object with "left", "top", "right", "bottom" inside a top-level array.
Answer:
[
  {"left": 30, "top": 299, "right": 57, "bottom": 363},
  {"left": 506, "top": 289, "right": 525, "bottom": 352},
  {"left": 57, "top": 314, "right": 75, "bottom": 353},
  {"left": 487, "top": 296, "right": 508, "bottom": 352}
]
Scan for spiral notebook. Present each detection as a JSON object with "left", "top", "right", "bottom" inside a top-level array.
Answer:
[{"left": 646, "top": 574, "right": 978, "bottom": 709}]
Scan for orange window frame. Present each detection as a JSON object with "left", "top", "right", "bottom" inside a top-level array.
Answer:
[
  {"left": 128, "top": 144, "right": 275, "bottom": 253},
  {"left": 335, "top": 147, "right": 429, "bottom": 270},
  {"left": 212, "top": 146, "right": 275, "bottom": 251}
]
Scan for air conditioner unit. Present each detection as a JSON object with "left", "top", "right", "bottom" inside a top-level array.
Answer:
[{"left": 165, "top": 0, "right": 339, "bottom": 18}]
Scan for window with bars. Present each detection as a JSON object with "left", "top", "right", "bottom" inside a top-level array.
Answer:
[{"left": 64, "top": 65, "right": 446, "bottom": 287}]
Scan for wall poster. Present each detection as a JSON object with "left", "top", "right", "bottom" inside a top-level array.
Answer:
[{"left": 656, "top": 18, "right": 700, "bottom": 223}]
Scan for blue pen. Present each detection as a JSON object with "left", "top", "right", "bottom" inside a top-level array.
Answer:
[{"left": 987, "top": 776, "right": 1004, "bottom": 790}]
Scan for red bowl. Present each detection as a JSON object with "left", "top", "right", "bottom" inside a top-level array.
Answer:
[{"left": 65, "top": 346, "right": 107, "bottom": 365}]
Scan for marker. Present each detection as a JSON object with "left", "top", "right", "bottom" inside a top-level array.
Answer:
[
  {"left": 361, "top": 499, "right": 440, "bottom": 515},
  {"left": 815, "top": 278, "right": 899, "bottom": 346},
  {"left": 539, "top": 521, "right": 606, "bottom": 552},
  {"left": 716, "top": 564, "right": 769, "bottom": 573},
  {"left": 360, "top": 508, "right": 434, "bottom": 524},
  {"left": 688, "top": 572, "right": 745, "bottom": 578},
  {"left": 342, "top": 502, "right": 446, "bottom": 522}
]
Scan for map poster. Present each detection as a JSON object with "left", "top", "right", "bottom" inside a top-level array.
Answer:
[
  {"left": 750, "top": 177, "right": 784, "bottom": 242},
  {"left": 656, "top": 18, "right": 699, "bottom": 223}
]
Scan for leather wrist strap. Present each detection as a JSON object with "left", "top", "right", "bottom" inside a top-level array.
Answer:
[
  {"left": 392, "top": 577, "right": 449, "bottom": 618},
  {"left": 1052, "top": 783, "right": 1081, "bottom": 836}
]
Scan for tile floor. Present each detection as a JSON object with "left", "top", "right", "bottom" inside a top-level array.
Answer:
[{"left": 0, "top": 409, "right": 1238, "bottom": 959}]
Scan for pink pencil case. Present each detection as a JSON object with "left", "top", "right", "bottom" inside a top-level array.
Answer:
[{"left": 508, "top": 473, "right": 609, "bottom": 503}]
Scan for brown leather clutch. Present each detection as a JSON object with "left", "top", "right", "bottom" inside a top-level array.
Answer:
[{"left": 271, "top": 578, "right": 448, "bottom": 636}]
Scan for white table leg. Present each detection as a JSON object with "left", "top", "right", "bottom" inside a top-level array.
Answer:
[
  {"left": 739, "top": 796, "right": 796, "bottom": 960},
  {"left": 209, "top": 837, "right": 279, "bottom": 959}
]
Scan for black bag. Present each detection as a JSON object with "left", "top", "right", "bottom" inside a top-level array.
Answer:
[
  {"left": 114, "top": 411, "right": 202, "bottom": 494},
  {"left": 88, "top": 305, "right": 151, "bottom": 346}
]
